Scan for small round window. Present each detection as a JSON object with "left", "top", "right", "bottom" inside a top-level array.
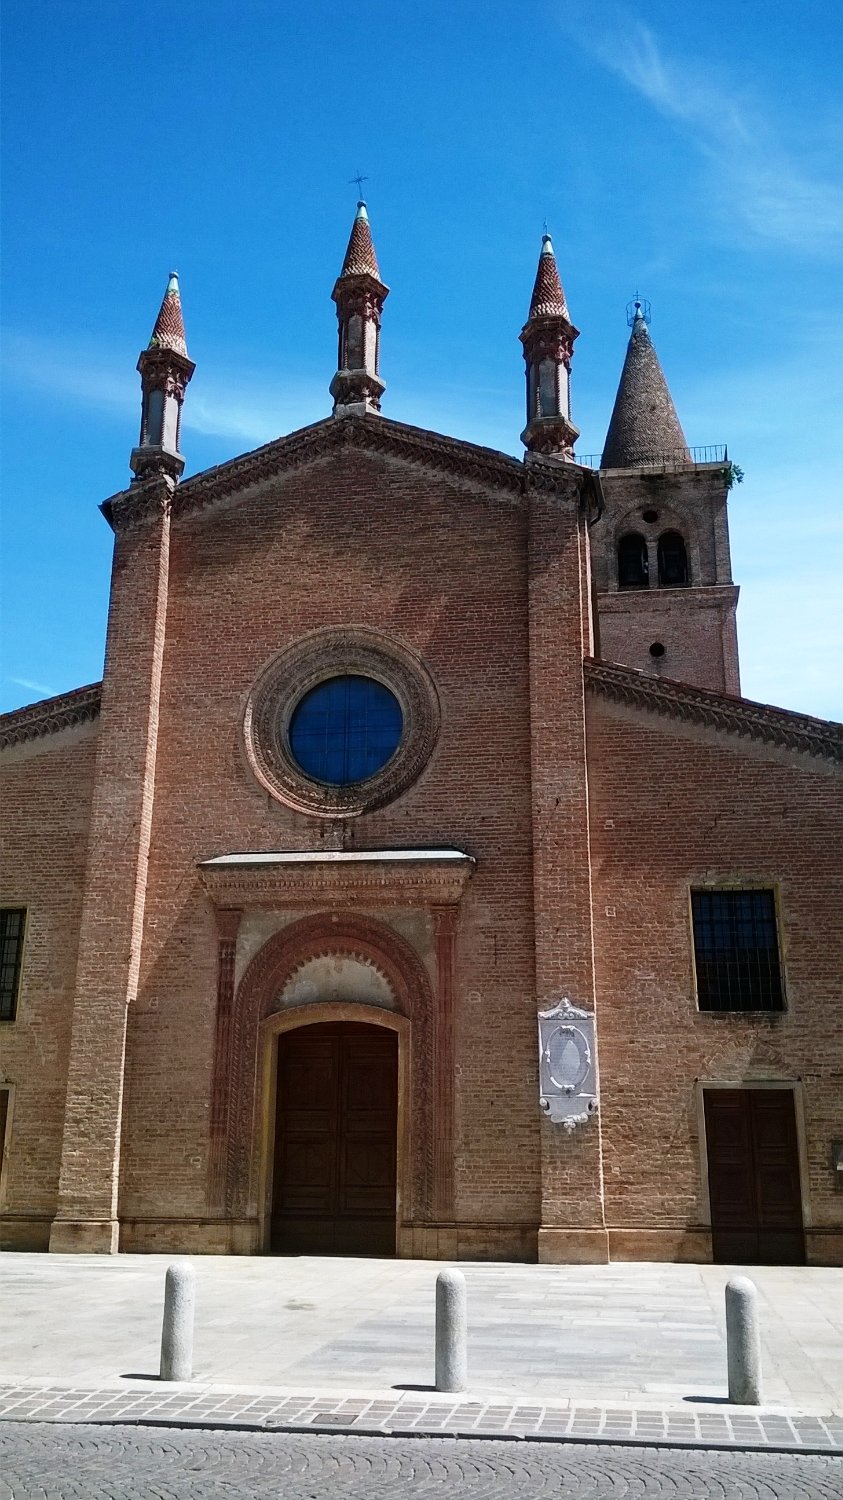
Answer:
[{"left": 288, "top": 675, "right": 403, "bottom": 785}]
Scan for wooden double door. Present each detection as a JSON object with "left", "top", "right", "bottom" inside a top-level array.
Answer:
[
  {"left": 704, "top": 1088, "right": 805, "bottom": 1265},
  {"left": 271, "top": 1022, "right": 398, "bottom": 1256}
]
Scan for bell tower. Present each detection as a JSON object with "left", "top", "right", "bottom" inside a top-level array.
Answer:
[{"left": 589, "top": 300, "right": 740, "bottom": 695}]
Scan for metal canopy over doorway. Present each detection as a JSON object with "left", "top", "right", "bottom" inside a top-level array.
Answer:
[{"left": 271, "top": 1021, "right": 398, "bottom": 1256}]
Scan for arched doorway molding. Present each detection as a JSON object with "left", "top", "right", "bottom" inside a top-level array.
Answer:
[
  {"left": 257, "top": 1003, "right": 410, "bottom": 1254},
  {"left": 221, "top": 913, "right": 435, "bottom": 1227}
]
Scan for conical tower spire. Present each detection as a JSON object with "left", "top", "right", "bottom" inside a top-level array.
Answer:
[
  {"left": 148, "top": 271, "right": 189, "bottom": 357},
  {"left": 528, "top": 233, "right": 570, "bottom": 319},
  {"left": 339, "top": 200, "right": 381, "bottom": 278},
  {"left": 330, "top": 201, "right": 389, "bottom": 417},
  {"left": 130, "top": 271, "right": 195, "bottom": 482},
  {"left": 520, "top": 233, "right": 579, "bottom": 458},
  {"left": 601, "top": 302, "right": 687, "bottom": 468}
]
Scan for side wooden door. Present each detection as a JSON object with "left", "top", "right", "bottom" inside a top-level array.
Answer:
[{"left": 704, "top": 1088, "right": 805, "bottom": 1264}]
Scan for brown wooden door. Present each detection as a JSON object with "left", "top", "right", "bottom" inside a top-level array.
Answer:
[
  {"left": 272, "top": 1022, "right": 397, "bottom": 1256},
  {"left": 704, "top": 1089, "right": 805, "bottom": 1264}
]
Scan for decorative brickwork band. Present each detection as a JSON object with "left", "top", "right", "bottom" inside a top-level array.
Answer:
[
  {"left": 207, "top": 908, "right": 242, "bottom": 1211},
  {"left": 585, "top": 659, "right": 843, "bottom": 764},
  {"left": 219, "top": 913, "right": 436, "bottom": 1221},
  {"left": 0, "top": 683, "right": 102, "bottom": 748},
  {"left": 432, "top": 906, "right": 458, "bottom": 1220},
  {"left": 103, "top": 415, "right": 525, "bottom": 531}
]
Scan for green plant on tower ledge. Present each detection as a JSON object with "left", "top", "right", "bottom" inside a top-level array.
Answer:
[{"left": 723, "top": 461, "right": 745, "bottom": 490}]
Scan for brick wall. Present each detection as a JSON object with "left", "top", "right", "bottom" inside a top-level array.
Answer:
[
  {"left": 0, "top": 723, "right": 98, "bottom": 1248},
  {"left": 587, "top": 690, "right": 843, "bottom": 1263},
  {"left": 117, "top": 445, "right": 544, "bottom": 1246}
]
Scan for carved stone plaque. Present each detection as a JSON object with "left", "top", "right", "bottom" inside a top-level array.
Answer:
[{"left": 538, "top": 998, "right": 598, "bottom": 1131}]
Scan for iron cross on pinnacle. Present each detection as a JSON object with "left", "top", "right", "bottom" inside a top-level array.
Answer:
[{"left": 350, "top": 171, "right": 369, "bottom": 198}]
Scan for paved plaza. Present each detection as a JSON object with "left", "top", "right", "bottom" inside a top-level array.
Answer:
[{"left": 1, "top": 1254, "right": 841, "bottom": 1412}]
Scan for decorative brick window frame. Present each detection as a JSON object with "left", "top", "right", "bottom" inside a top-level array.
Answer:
[{"left": 243, "top": 627, "right": 441, "bottom": 817}]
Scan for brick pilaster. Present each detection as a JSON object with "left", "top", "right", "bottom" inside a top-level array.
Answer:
[
  {"left": 432, "top": 905, "right": 457, "bottom": 1220},
  {"left": 207, "top": 908, "right": 242, "bottom": 1212},
  {"left": 526, "top": 460, "right": 608, "bottom": 1261},
  {"left": 49, "top": 483, "right": 172, "bottom": 1252}
]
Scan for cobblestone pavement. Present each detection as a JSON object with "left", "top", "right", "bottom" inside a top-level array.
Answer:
[
  {"left": 1, "top": 1382, "right": 841, "bottom": 1451},
  {"left": 1, "top": 1423, "right": 841, "bottom": 1499}
]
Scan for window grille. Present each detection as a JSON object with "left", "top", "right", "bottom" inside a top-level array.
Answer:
[
  {"left": 288, "top": 675, "right": 403, "bottom": 786},
  {"left": 0, "top": 908, "right": 26, "bottom": 1022},
  {"left": 691, "top": 889, "right": 784, "bottom": 1013}
]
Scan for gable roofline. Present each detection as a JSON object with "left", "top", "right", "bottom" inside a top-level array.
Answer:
[
  {"left": 104, "top": 414, "right": 528, "bottom": 530},
  {"left": 585, "top": 658, "right": 843, "bottom": 765},
  {"left": 177, "top": 414, "right": 526, "bottom": 509},
  {"left": 0, "top": 682, "right": 103, "bottom": 749}
]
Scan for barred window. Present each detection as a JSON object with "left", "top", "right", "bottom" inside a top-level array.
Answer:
[
  {"left": 691, "top": 889, "right": 784, "bottom": 1013},
  {"left": 0, "top": 908, "right": 26, "bottom": 1022}
]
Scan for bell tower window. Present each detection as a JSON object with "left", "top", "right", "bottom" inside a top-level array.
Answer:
[
  {"left": 617, "top": 532, "right": 649, "bottom": 590},
  {"left": 658, "top": 531, "right": 689, "bottom": 587}
]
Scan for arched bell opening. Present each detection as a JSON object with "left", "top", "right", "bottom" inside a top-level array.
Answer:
[
  {"left": 657, "top": 530, "right": 690, "bottom": 587},
  {"left": 617, "top": 531, "right": 649, "bottom": 589}
]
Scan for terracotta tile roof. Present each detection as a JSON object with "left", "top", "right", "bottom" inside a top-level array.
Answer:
[
  {"left": 528, "top": 236, "right": 570, "bottom": 320},
  {"left": 339, "top": 203, "right": 381, "bottom": 279},
  {"left": 601, "top": 309, "right": 686, "bottom": 467},
  {"left": 148, "top": 272, "right": 188, "bottom": 357}
]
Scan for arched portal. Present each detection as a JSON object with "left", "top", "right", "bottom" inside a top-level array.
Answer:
[{"left": 213, "top": 913, "right": 434, "bottom": 1251}]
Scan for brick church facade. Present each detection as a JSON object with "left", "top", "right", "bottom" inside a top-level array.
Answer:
[{"left": 2, "top": 207, "right": 841, "bottom": 1264}]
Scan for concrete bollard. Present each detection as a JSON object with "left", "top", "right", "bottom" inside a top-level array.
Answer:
[
  {"left": 435, "top": 1268, "right": 468, "bottom": 1393},
  {"left": 159, "top": 1261, "right": 196, "bottom": 1382},
  {"left": 725, "top": 1275, "right": 762, "bottom": 1405}
]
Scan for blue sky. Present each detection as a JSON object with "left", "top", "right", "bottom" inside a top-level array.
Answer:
[{"left": 2, "top": 0, "right": 841, "bottom": 717}]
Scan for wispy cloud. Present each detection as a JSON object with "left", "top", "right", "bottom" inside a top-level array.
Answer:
[
  {"left": 573, "top": 13, "right": 843, "bottom": 255},
  {"left": 1, "top": 331, "right": 136, "bottom": 416},
  {"left": 0, "top": 329, "right": 321, "bottom": 448},
  {"left": 186, "top": 385, "right": 321, "bottom": 448},
  {"left": 6, "top": 675, "right": 57, "bottom": 697},
  {"left": 1, "top": 327, "right": 526, "bottom": 456}
]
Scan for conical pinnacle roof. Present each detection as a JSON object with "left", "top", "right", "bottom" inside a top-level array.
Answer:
[
  {"left": 148, "top": 272, "right": 188, "bottom": 358},
  {"left": 339, "top": 201, "right": 382, "bottom": 279},
  {"left": 601, "top": 306, "right": 686, "bottom": 467},
  {"left": 528, "top": 234, "right": 570, "bottom": 319}
]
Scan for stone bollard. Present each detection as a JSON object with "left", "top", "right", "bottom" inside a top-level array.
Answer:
[
  {"left": 435, "top": 1268, "right": 468, "bottom": 1393},
  {"left": 725, "top": 1275, "right": 762, "bottom": 1405},
  {"left": 159, "top": 1261, "right": 196, "bottom": 1382}
]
